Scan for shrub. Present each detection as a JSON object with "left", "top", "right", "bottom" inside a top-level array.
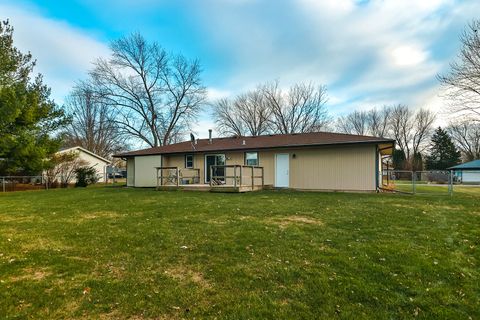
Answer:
[{"left": 75, "top": 167, "right": 99, "bottom": 187}]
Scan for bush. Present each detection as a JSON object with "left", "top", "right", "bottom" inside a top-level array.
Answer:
[{"left": 75, "top": 167, "right": 99, "bottom": 187}]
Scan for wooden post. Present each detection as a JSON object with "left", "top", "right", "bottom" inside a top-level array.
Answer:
[
  {"left": 210, "top": 166, "right": 213, "bottom": 187},
  {"left": 176, "top": 167, "right": 179, "bottom": 187},
  {"left": 2, "top": 177, "right": 5, "bottom": 193},
  {"left": 240, "top": 166, "right": 243, "bottom": 187},
  {"left": 160, "top": 167, "right": 163, "bottom": 186},
  {"left": 234, "top": 165, "right": 237, "bottom": 188},
  {"left": 251, "top": 166, "right": 254, "bottom": 190},
  {"left": 261, "top": 167, "right": 264, "bottom": 188}
]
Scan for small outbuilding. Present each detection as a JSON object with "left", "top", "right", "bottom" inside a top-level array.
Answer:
[{"left": 448, "top": 160, "right": 480, "bottom": 183}]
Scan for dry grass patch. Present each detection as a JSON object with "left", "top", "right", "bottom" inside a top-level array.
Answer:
[
  {"left": 267, "top": 215, "right": 324, "bottom": 228},
  {"left": 81, "top": 211, "right": 123, "bottom": 220},
  {"left": 20, "top": 237, "right": 72, "bottom": 252},
  {"left": 164, "top": 266, "right": 211, "bottom": 289},
  {"left": 9, "top": 267, "right": 52, "bottom": 282}
]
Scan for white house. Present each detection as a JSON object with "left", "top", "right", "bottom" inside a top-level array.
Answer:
[{"left": 56, "top": 146, "right": 111, "bottom": 182}]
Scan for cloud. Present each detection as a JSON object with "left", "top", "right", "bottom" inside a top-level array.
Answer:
[
  {"left": 188, "top": 0, "right": 480, "bottom": 121},
  {"left": 3, "top": 0, "right": 480, "bottom": 132},
  {"left": 0, "top": 3, "right": 110, "bottom": 104}
]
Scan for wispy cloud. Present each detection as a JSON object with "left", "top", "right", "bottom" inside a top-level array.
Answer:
[
  {"left": 2, "top": 0, "right": 479, "bottom": 130},
  {"left": 0, "top": 3, "right": 109, "bottom": 104}
]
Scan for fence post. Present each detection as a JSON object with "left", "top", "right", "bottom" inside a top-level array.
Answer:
[
  {"left": 412, "top": 171, "right": 416, "bottom": 194},
  {"left": 2, "top": 177, "right": 5, "bottom": 193},
  {"left": 448, "top": 170, "right": 453, "bottom": 196}
]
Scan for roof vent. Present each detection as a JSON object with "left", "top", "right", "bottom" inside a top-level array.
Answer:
[
  {"left": 208, "top": 129, "right": 212, "bottom": 144},
  {"left": 242, "top": 140, "right": 246, "bottom": 145}
]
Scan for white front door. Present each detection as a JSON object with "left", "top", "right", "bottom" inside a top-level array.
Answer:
[{"left": 275, "top": 154, "right": 289, "bottom": 188}]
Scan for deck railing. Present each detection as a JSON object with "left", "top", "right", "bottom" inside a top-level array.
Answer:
[
  {"left": 155, "top": 167, "right": 201, "bottom": 187},
  {"left": 210, "top": 165, "right": 264, "bottom": 190}
]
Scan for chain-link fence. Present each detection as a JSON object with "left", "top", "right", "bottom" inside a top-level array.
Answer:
[
  {"left": 1, "top": 176, "right": 49, "bottom": 192},
  {"left": 381, "top": 170, "right": 480, "bottom": 195},
  {"left": 1, "top": 173, "right": 125, "bottom": 193}
]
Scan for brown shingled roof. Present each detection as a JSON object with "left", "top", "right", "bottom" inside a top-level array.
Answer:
[{"left": 114, "top": 131, "right": 394, "bottom": 157}]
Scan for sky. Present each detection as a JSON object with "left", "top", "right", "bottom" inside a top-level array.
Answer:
[{"left": 1, "top": 0, "right": 479, "bottom": 138}]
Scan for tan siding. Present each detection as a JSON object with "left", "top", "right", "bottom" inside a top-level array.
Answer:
[
  {"left": 288, "top": 145, "right": 376, "bottom": 191},
  {"left": 134, "top": 155, "right": 161, "bottom": 187},
  {"left": 133, "top": 144, "right": 377, "bottom": 190}
]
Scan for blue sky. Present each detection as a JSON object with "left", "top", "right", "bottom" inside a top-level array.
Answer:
[{"left": 2, "top": 0, "right": 479, "bottom": 137}]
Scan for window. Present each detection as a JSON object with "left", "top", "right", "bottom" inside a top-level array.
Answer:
[
  {"left": 245, "top": 152, "right": 258, "bottom": 166},
  {"left": 185, "top": 154, "right": 194, "bottom": 168}
]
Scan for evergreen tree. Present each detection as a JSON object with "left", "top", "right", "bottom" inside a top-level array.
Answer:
[
  {"left": 425, "top": 127, "right": 461, "bottom": 170},
  {"left": 0, "top": 20, "right": 68, "bottom": 175},
  {"left": 392, "top": 149, "right": 406, "bottom": 170}
]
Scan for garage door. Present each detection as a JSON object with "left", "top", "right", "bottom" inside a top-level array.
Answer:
[{"left": 463, "top": 171, "right": 480, "bottom": 183}]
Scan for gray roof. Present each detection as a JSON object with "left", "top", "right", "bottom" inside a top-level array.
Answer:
[{"left": 448, "top": 160, "right": 480, "bottom": 170}]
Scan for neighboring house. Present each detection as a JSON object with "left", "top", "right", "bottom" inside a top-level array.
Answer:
[
  {"left": 114, "top": 131, "right": 394, "bottom": 192},
  {"left": 448, "top": 160, "right": 480, "bottom": 183},
  {"left": 56, "top": 146, "right": 111, "bottom": 183}
]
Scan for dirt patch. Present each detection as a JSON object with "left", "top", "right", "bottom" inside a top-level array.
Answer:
[
  {"left": 267, "top": 215, "right": 324, "bottom": 228},
  {"left": 164, "top": 266, "right": 211, "bottom": 289},
  {"left": 10, "top": 267, "right": 52, "bottom": 282}
]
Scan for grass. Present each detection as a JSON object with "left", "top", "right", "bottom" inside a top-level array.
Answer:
[{"left": 0, "top": 186, "right": 479, "bottom": 319}]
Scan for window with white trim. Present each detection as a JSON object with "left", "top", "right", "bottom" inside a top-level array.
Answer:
[
  {"left": 245, "top": 152, "right": 258, "bottom": 166},
  {"left": 185, "top": 154, "right": 194, "bottom": 168}
]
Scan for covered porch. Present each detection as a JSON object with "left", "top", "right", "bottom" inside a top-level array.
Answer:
[{"left": 155, "top": 165, "right": 265, "bottom": 193}]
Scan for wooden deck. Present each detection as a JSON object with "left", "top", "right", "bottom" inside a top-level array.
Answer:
[
  {"left": 156, "top": 184, "right": 263, "bottom": 193},
  {"left": 155, "top": 165, "right": 265, "bottom": 193}
]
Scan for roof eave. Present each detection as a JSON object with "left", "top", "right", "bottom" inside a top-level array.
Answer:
[{"left": 113, "top": 139, "right": 395, "bottom": 158}]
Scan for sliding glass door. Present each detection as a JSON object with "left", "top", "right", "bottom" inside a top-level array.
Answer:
[{"left": 205, "top": 154, "right": 226, "bottom": 183}]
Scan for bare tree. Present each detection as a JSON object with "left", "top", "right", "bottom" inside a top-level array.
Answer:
[
  {"left": 336, "top": 106, "right": 391, "bottom": 137},
  {"left": 336, "top": 110, "right": 369, "bottom": 135},
  {"left": 64, "top": 83, "right": 125, "bottom": 158},
  {"left": 89, "top": 33, "right": 206, "bottom": 147},
  {"left": 389, "top": 105, "right": 436, "bottom": 160},
  {"left": 447, "top": 120, "right": 480, "bottom": 161},
  {"left": 367, "top": 106, "right": 391, "bottom": 137},
  {"left": 263, "top": 81, "right": 329, "bottom": 134},
  {"left": 212, "top": 88, "right": 271, "bottom": 136},
  {"left": 438, "top": 20, "right": 480, "bottom": 121}
]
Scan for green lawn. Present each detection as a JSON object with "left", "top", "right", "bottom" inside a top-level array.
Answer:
[{"left": 0, "top": 187, "right": 479, "bottom": 319}]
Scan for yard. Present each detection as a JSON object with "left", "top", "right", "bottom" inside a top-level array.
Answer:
[{"left": 0, "top": 187, "right": 479, "bottom": 319}]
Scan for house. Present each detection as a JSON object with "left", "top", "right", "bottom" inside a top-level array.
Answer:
[
  {"left": 114, "top": 131, "right": 394, "bottom": 192},
  {"left": 448, "top": 160, "right": 480, "bottom": 183},
  {"left": 56, "top": 146, "right": 111, "bottom": 183}
]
